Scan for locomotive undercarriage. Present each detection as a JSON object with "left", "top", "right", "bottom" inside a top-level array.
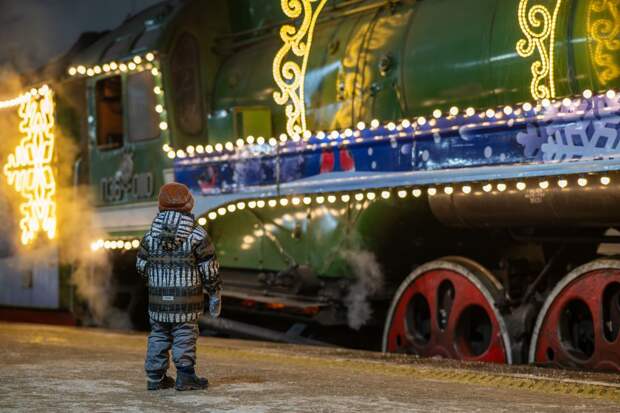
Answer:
[{"left": 98, "top": 176, "right": 620, "bottom": 373}]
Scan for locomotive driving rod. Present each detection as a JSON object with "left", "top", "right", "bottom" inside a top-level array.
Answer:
[{"left": 199, "top": 316, "right": 332, "bottom": 347}]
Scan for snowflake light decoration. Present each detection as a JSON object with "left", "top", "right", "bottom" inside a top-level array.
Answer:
[{"left": 3, "top": 85, "right": 56, "bottom": 245}]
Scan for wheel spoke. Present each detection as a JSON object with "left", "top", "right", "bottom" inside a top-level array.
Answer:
[
  {"left": 383, "top": 258, "right": 509, "bottom": 364},
  {"left": 531, "top": 261, "right": 620, "bottom": 372}
]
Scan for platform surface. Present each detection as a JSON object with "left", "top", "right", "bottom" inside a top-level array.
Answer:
[{"left": 0, "top": 322, "right": 619, "bottom": 412}]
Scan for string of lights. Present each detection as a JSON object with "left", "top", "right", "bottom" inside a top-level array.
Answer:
[
  {"left": 0, "top": 87, "right": 45, "bottom": 110},
  {"left": 67, "top": 52, "right": 172, "bottom": 154},
  {"left": 161, "top": 87, "right": 618, "bottom": 160},
  {"left": 91, "top": 172, "right": 614, "bottom": 252},
  {"left": 66, "top": 52, "right": 157, "bottom": 77}
]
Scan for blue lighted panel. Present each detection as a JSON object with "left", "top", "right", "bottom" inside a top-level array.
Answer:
[{"left": 176, "top": 96, "right": 620, "bottom": 202}]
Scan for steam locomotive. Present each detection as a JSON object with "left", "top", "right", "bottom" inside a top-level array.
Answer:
[{"left": 2, "top": 0, "right": 620, "bottom": 372}]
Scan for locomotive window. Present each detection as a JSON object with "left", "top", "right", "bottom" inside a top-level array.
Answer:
[
  {"left": 127, "top": 71, "right": 160, "bottom": 142},
  {"left": 170, "top": 32, "right": 204, "bottom": 135},
  {"left": 95, "top": 76, "right": 123, "bottom": 150}
]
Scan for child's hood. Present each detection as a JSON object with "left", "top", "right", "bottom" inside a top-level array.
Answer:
[{"left": 150, "top": 210, "right": 195, "bottom": 251}]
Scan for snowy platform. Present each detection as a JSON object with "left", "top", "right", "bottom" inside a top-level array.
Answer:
[{"left": 0, "top": 322, "right": 619, "bottom": 412}]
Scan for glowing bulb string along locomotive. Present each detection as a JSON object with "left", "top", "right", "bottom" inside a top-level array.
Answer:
[{"left": 3, "top": 0, "right": 620, "bottom": 371}]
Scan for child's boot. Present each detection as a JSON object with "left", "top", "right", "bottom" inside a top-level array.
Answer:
[
  {"left": 175, "top": 367, "right": 209, "bottom": 391},
  {"left": 147, "top": 372, "right": 175, "bottom": 391}
]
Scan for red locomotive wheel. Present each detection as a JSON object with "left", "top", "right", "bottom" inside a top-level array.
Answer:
[
  {"left": 529, "top": 259, "right": 620, "bottom": 372},
  {"left": 382, "top": 257, "right": 512, "bottom": 364}
]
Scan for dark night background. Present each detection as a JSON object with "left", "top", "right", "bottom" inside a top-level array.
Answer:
[{"left": 0, "top": 0, "right": 163, "bottom": 72}]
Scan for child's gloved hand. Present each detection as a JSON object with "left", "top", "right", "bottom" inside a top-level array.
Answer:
[{"left": 208, "top": 288, "right": 222, "bottom": 318}]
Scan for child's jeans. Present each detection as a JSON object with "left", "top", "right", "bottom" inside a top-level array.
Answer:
[{"left": 145, "top": 318, "right": 199, "bottom": 378}]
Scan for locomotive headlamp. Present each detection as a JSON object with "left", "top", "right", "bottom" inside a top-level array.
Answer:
[
  {"left": 578, "top": 177, "right": 588, "bottom": 187},
  {"left": 539, "top": 180, "right": 550, "bottom": 189},
  {"left": 558, "top": 179, "right": 568, "bottom": 188},
  {"left": 601, "top": 176, "right": 611, "bottom": 185}
]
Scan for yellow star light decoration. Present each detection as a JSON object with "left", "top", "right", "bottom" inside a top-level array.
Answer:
[
  {"left": 3, "top": 85, "right": 56, "bottom": 245},
  {"left": 273, "top": 0, "right": 328, "bottom": 138}
]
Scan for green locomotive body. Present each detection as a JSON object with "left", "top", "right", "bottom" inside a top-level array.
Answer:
[{"left": 2, "top": 0, "right": 620, "bottom": 371}]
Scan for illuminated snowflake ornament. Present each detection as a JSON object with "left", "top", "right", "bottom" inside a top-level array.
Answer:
[{"left": 3, "top": 85, "right": 56, "bottom": 245}]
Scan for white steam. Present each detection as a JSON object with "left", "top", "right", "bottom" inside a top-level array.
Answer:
[
  {"left": 0, "top": 69, "right": 132, "bottom": 329},
  {"left": 341, "top": 250, "right": 384, "bottom": 330}
]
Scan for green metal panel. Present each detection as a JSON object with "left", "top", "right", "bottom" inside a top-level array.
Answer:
[
  {"left": 79, "top": 0, "right": 620, "bottom": 281},
  {"left": 87, "top": 72, "right": 170, "bottom": 206}
]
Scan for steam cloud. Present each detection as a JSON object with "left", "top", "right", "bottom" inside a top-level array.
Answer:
[
  {"left": 341, "top": 250, "right": 384, "bottom": 330},
  {"left": 0, "top": 71, "right": 132, "bottom": 329}
]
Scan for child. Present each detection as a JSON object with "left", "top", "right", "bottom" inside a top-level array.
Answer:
[{"left": 136, "top": 182, "right": 221, "bottom": 391}]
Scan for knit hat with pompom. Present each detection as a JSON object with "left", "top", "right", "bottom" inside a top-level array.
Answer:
[{"left": 158, "top": 182, "right": 194, "bottom": 213}]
